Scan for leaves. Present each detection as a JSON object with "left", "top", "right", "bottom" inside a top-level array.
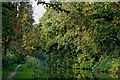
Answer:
[
  {"left": 35, "top": 2, "right": 120, "bottom": 78},
  {"left": 2, "top": 2, "right": 120, "bottom": 78}
]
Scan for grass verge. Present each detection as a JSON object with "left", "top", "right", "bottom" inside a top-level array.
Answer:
[
  {"left": 2, "top": 64, "right": 18, "bottom": 78},
  {"left": 13, "top": 64, "right": 34, "bottom": 79}
]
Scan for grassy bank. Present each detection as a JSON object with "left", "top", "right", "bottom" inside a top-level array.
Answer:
[
  {"left": 13, "top": 64, "right": 34, "bottom": 78},
  {"left": 2, "top": 64, "right": 34, "bottom": 79},
  {"left": 2, "top": 64, "right": 18, "bottom": 78}
]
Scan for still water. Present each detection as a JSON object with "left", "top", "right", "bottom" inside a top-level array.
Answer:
[{"left": 50, "top": 67, "right": 120, "bottom": 79}]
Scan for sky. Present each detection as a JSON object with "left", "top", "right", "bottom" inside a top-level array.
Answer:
[{"left": 30, "top": 0, "right": 50, "bottom": 25}]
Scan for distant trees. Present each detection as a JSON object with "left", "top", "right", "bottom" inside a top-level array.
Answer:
[{"left": 2, "top": 2, "right": 34, "bottom": 56}]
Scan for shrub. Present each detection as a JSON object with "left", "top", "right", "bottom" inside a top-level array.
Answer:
[
  {"left": 93, "top": 55, "right": 119, "bottom": 71},
  {"left": 34, "top": 63, "right": 49, "bottom": 78},
  {"left": 3, "top": 53, "right": 17, "bottom": 67},
  {"left": 26, "top": 55, "right": 40, "bottom": 68},
  {"left": 26, "top": 55, "right": 50, "bottom": 78}
]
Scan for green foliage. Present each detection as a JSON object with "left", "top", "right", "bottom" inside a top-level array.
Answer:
[
  {"left": 34, "top": 63, "right": 49, "bottom": 78},
  {"left": 26, "top": 55, "right": 40, "bottom": 68},
  {"left": 3, "top": 52, "right": 17, "bottom": 67},
  {"left": 93, "top": 56, "right": 119, "bottom": 71},
  {"left": 2, "top": 64, "right": 18, "bottom": 78},
  {"left": 26, "top": 56, "right": 49, "bottom": 78},
  {"left": 2, "top": 2, "right": 15, "bottom": 55},
  {"left": 2, "top": 2, "right": 120, "bottom": 79},
  {"left": 2, "top": 2, "right": 34, "bottom": 66},
  {"left": 34, "top": 2, "right": 120, "bottom": 78},
  {"left": 13, "top": 64, "right": 34, "bottom": 78}
]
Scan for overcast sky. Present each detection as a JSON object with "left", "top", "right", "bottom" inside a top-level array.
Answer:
[{"left": 31, "top": 0, "right": 50, "bottom": 25}]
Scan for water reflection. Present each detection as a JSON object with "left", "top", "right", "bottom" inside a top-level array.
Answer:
[{"left": 50, "top": 66, "right": 119, "bottom": 79}]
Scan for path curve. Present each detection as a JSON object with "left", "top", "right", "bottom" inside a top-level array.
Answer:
[{"left": 7, "top": 64, "right": 21, "bottom": 78}]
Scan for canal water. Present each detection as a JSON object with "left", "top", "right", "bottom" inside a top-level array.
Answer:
[{"left": 49, "top": 67, "right": 120, "bottom": 79}]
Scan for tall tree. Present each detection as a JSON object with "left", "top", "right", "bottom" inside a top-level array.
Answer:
[
  {"left": 2, "top": 2, "right": 34, "bottom": 56},
  {"left": 2, "top": 2, "right": 15, "bottom": 55}
]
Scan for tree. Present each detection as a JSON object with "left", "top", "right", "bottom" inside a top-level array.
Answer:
[
  {"left": 2, "top": 2, "right": 34, "bottom": 57},
  {"left": 2, "top": 2, "right": 15, "bottom": 55},
  {"left": 34, "top": 2, "right": 120, "bottom": 78}
]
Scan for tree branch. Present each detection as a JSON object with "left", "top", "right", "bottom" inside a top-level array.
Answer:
[{"left": 37, "top": 2, "right": 70, "bottom": 14}]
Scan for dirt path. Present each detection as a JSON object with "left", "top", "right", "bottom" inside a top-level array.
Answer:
[{"left": 7, "top": 64, "right": 21, "bottom": 79}]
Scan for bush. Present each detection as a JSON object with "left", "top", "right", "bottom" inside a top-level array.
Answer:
[
  {"left": 34, "top": 63, "right": 49, "bottom": 78},
  {"left": 93, "top": 55, "right": 119, "bottom": 71},
  {"left": 3, "top": 53, "right": 17, "bottom": 67},
  {"left": 26, "top": 55, "right": 40, "bottom": 68},
  {"left": 26, "top": 55, "right": 50, "bottom": 78}
]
